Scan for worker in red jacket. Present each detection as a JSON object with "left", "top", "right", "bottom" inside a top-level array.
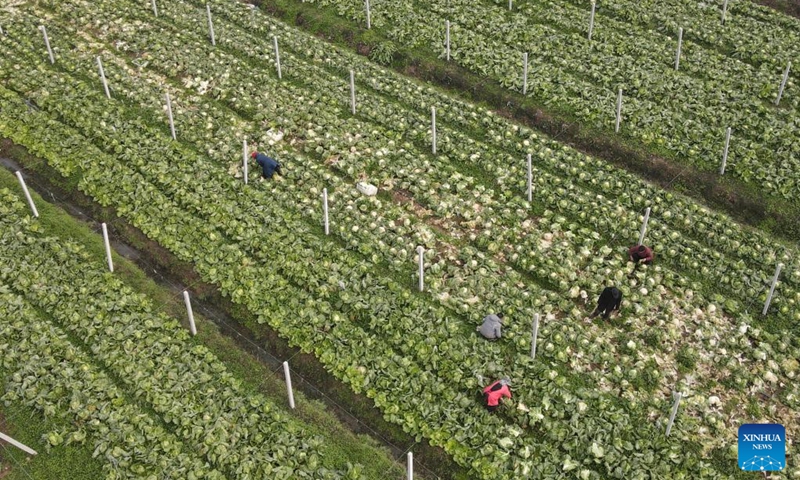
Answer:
[
  {"left": 482, "top": 378, "right": 512, "bottom": 412},
  {"left": 628, "top": 244, "right": 654, "bottom": 265}
]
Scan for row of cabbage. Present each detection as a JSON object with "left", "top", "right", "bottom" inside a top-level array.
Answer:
[
  {"left": 1, "top": 193, "right": 222, "bottom": 480},
  {"left": 26, "top": 0, "right": 800, "bottom": 324},
  {"left": 1, "top": 2, "right": 800, "bottom": 476},
  {"left": 156, "top": 0, "right": 800, "bottom": 302},
  {"left": 487, "top": 0, "right": 800, "bottom": 82},
  {"left": 558, "top": 0, "right": 800, "bottom": 69},
  {"left": 15, "top": 0, "right": 800, "bottom": 405},
  {"left": 0, "top": 192, "right": 360, "bottom": 479},
  {"left": 0, "top": 293, "right": 223, "bottom": 480},
  {"left": 15, "top": 0, "right": 800, "bottom": 450},
  {"left": 299, "top": 0, "right": 800, "bottom": 203},
  {"left": 46, "top": 0, "right": 799, "bottom": 293}
]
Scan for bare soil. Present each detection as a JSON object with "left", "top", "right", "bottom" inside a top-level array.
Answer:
[{"left": 756, "top": 0, "right": 800, "bottom": 18}]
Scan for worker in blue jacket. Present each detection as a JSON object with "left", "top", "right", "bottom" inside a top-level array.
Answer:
[{"left": 250, "top": 151, "right": 282, "bottom": 179}]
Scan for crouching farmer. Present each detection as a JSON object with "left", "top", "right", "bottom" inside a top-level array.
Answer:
[
  {"left": 251, "top": 151, "right": 282, "bottom": 179},
  {"left": 477, "top": 313, "right": 504, "bottom": 341},
  {"left": 482, "top": 378, "right": 512, "bottom": 412},
  {"left": 628, "top": 244, "right": 654, "bottom": 265},
  {"left": 591, "top": 286, "right": 623, "bottom": 319}
]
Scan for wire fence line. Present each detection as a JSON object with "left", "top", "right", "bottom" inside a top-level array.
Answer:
[
  {"left": 1, "top": 160, "right": 439, "bottom": 479},
  {"left": 0, "top": 441, "right": 37, "bottom": 480},
  {"left": 0, "top": 409, "right": 42, "bottom": 480}
]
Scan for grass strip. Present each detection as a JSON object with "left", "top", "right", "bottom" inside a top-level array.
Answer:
[{"left": 0, "top": 398, "right": 105, "bottom": 480}]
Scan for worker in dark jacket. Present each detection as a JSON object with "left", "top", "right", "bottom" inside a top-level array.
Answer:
[
  {"left": 591, "top": 286, "right": 622, "bottom": 319},
  {"left": 251, "top": 151, "right": 282, "bottom": 179},
  {"left": 628, "top": 245, "right": 654, "bottom": 265},
  {"left": 482, "top": 378, "right": 512, "bottom": 412}
]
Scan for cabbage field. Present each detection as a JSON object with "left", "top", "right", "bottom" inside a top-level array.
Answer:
[
  {"left": 0, "top": 0, "right": 799, "bottom": 478},
  {"left": 0, "top": 187, "right": 365, "bottom": 479},
  {"left": 306, "top": 0, "right": 800, "bottom": 203}
]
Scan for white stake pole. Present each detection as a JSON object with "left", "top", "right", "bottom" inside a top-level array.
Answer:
[
  {"left": 365, "top": 0, "right": 371, "bottom": 29},
  {"left": 101, "top": 223, "right": 114, "bottom": 272},
  {"left": 776, "top": 61, "right": 791, "bottom": 106},
  {"left": 283, "top": 361, "right": 296, "bottom": 409},
  {"left": 273, "top": 36, "right": 282, "bottom": 79},
  {"left": 243, "top": 139, "right": 248, "bottom": 184},
  {"left": 39, "top": 26, "right": 54, "bottom": 64},
  {"left": 522, "top": 52, "right": 529, "bottom": 95},
  {"left": 15, "top": 171, "right": 38, "bottom": 218},
  {"left": 431, "top": 107, "right": 437, "bottom": 154},
  {"left": 0, "top": 26, "right": 4, "bottom": 36},
  {"left": 615, "top": 88, "right": 623, "bottom": 133},
  {"left": 151, "top": 0, "right": 158, "bottom": 16},
  {"left": 322, "top": 188, "right": 330, "bottom": 235},
  {"left": 165, "top": 92, "right": 176, "bottom": 140},
  {"left": 508, "top": 0, "right": 513, "bottom": 10},
  {"left": 206, "top": 4, "right": 216, "bottom": 46},
  {"left": 183, "top": 290, "right": 197, "bottom": 336},
  {"left": 97, "top": 56, "right": 110, "bottom": 99},
  {"left": 637, "top": 207, "right": 651, "bottom": 246},
  {"left": 407, "top": 451, "right": 414, "bottom": 480},
  {"left": 0, "top": 432, "right": 37, "bottom": 456},
  {"left": 349, "top": 69, "right": 356, "bottom": 115},
  {"left": 417, "top": 246, "right": 425, "bottom": 292},
  {"left": 445, "top": 20, "right": 451, "bottom": 61},
  {"left": 530, "top": 313, "right": 540, "bottom": 359},
  {"left": 526, "top": 153, "right": 532, "bottom": 202},
  {"left": 588, "top": 2, "right": 596, "bottom": 41},
  {"left": 674, "top": 27, "right": 683, "bottom": 70},
  {"left": 721, "top": 0, "right": 729, "bottom": 24},
  {"left": 720, "top": 127, "right": 731, "bottom": 175},
  {"left": 665, "top": 391, "right": 683, "bottom": 436},
  {"left": 762, "top": 263, "right": 783, "bottom": 315}
]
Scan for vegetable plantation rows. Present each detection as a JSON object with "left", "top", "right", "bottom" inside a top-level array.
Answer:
[
  {"left": 0, "top": 0, "right": 798, "bottom": 478},
  {"left": 1, "top": 290, "right": 221, "bottom": 480},
  {"left": 0, "top": 189, "right": 360, "bottom": 479},
  {"left": 302, "top": 0, "right": 800, "bottom": 203},
  {"left": 20, "top": 0, "right": 791, "bottom": 326}
]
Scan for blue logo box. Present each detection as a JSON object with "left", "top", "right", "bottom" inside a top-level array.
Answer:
[{"left": 738, "top": 424, "right": 786, "bottom": 472}]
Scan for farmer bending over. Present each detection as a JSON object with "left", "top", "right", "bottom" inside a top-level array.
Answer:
[
  {"left": 251, "top": 151, "right": 282, "bottom": 179},
  {"left": 477, "top": 313, "right": 504, "bottom": 340},
  {"left": 591, "top": 286, "right": 622, "bottom": 319},
  {"left": 482, "top": 378, "right": 512, "bottom": 412},
  {"left": 628, "top": 244, "right": 654, "bottom": 265}
]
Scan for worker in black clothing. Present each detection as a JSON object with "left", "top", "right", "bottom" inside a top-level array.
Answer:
[{"left": 591, "top": 286, "right": 622, "bottom": 319}]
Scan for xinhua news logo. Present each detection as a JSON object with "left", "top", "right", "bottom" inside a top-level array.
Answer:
[{"left": 738, "top": 424, "right": 786, "bottom": 472}]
